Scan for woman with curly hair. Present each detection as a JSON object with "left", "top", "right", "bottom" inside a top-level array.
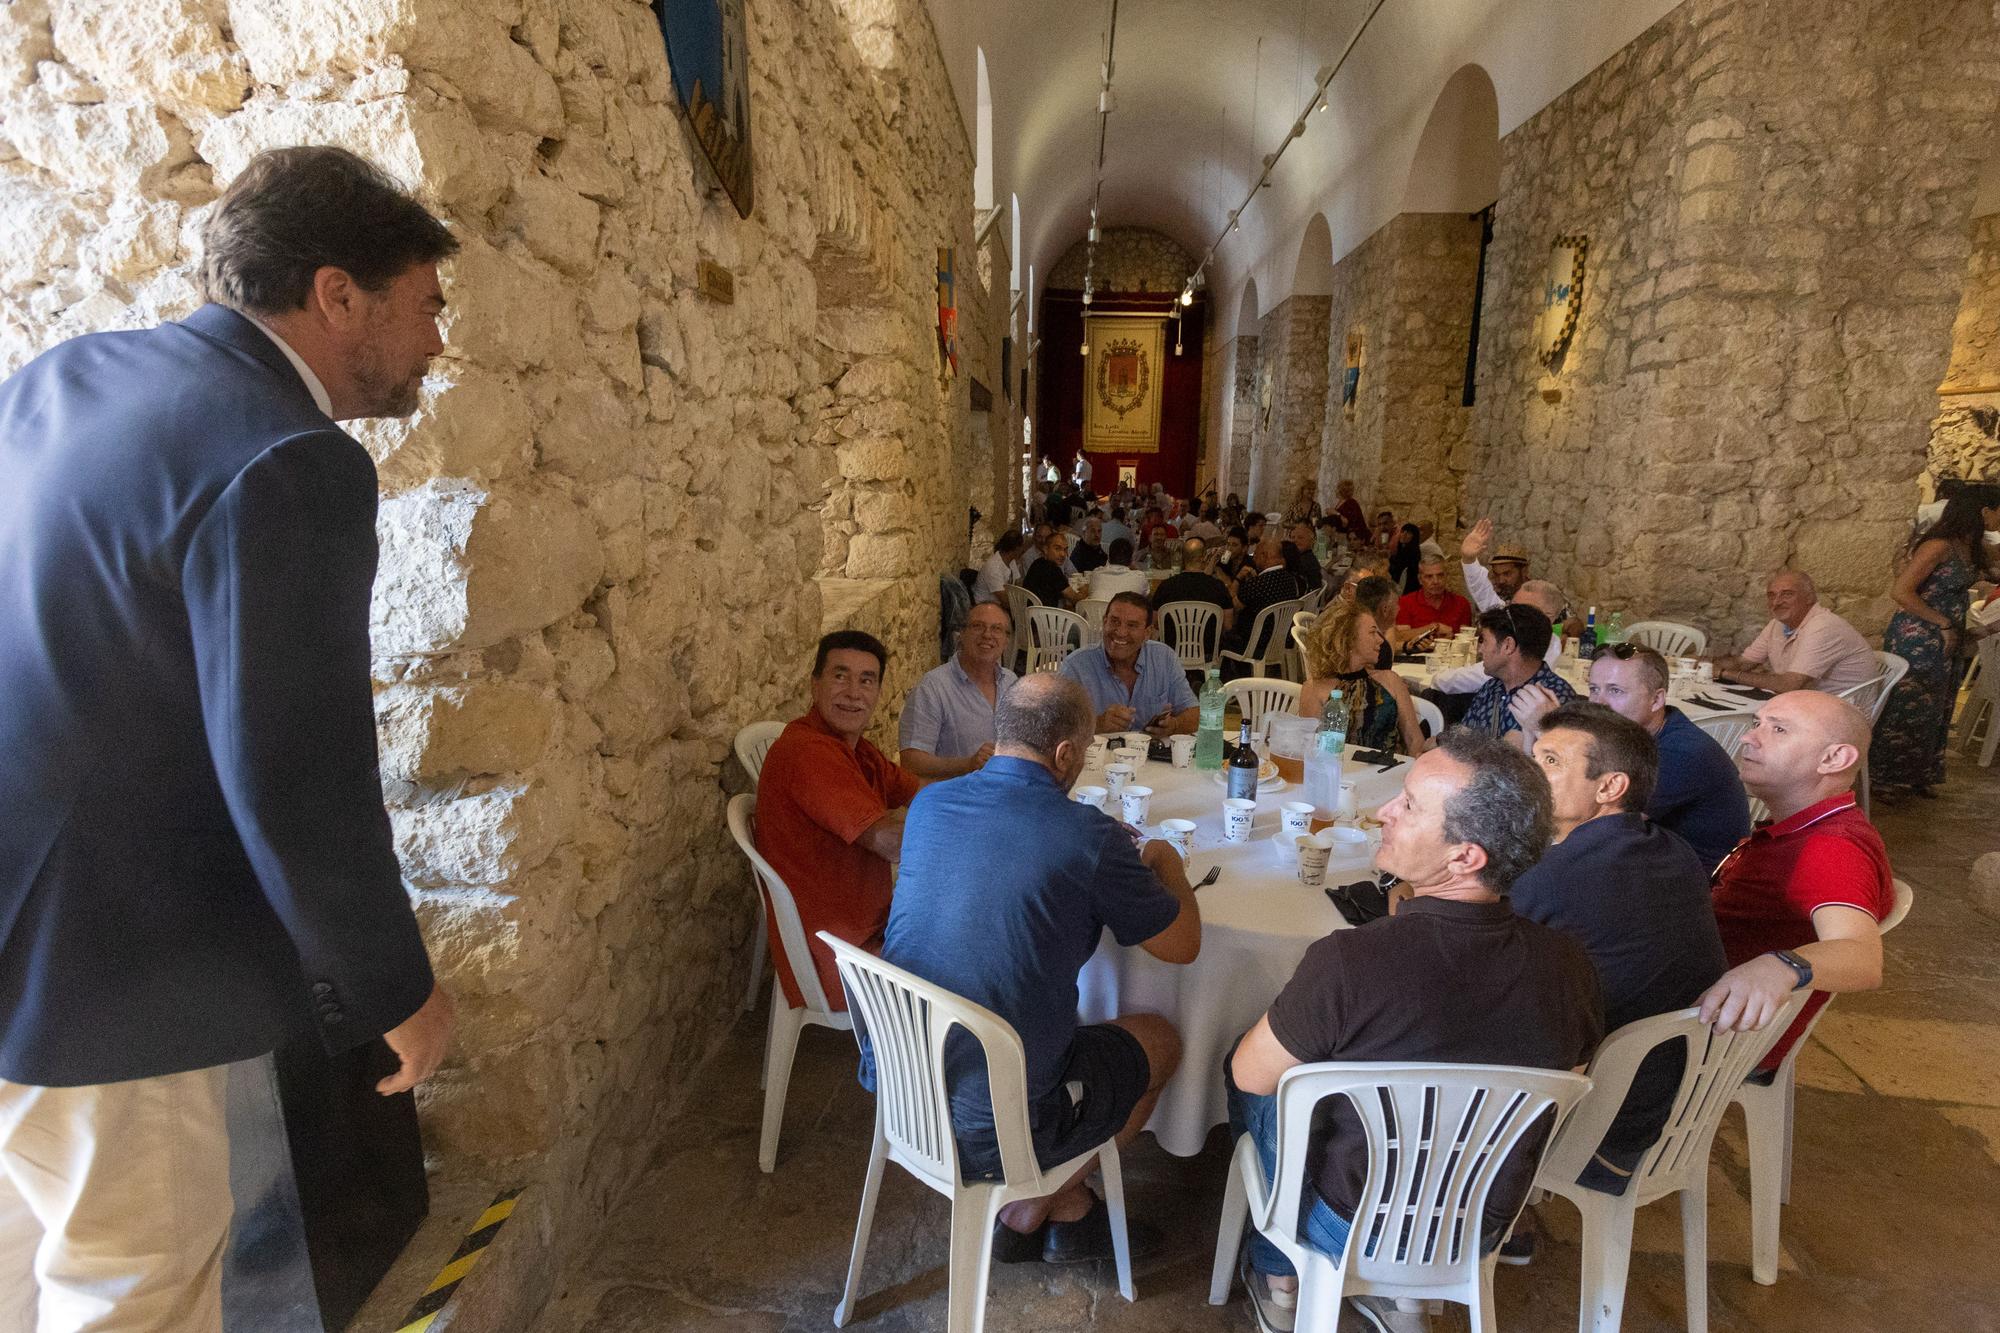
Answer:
[{"left": 1296, "top": 599, "right": 1430, "bottom": 756}]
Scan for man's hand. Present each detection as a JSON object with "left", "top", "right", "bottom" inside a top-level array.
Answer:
[
  {"left": 1697, "top": 955, "right": 1800, "bottom": 1032},
  {"left": 1509, "top": 682, "right": 1562, "bottom": 737},
  {"left": 378, "top": 983, "right": 455, "bottom": 1095},
  {"left": 1140, "top": 838, "right": 1184, "bottom": 876},
  {"left": 1460, "top": 518, "right": 1493, "bottom": 563},
  {"left": 1099, "top": 704, "right": 1136, "bottom": 732},
  {"left": 965, "top": 742, "right": 996, "bottom": 772}
]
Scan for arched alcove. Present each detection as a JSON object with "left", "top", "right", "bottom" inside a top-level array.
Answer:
[
  {"left": 1292, "top": 214, "right": 1336, "bottom": 298},
  {"left": 1235, "top": 278, "right": 1261, "bottom": 340},
  {"left": 974, "top": 47, "right": 994, "bottom": 212},
  {"left": 1401, "top": 64, "right": 1501, "bottom": 213}
]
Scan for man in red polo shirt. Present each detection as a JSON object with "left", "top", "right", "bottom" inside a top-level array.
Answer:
[
  {"left": 1699, "top": 691, "right": 1891, "bottom": 1068},
  {"left": 755, "top": 630, "right": 921, "bottom": 1012},
  {"left": 1396, "top": 555, "right": 1475, "bottom": 638}
]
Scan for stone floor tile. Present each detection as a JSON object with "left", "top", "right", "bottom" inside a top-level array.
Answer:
[
  {"left": 1810, "top": 1014, "right": 2000, "bottom": 1105},
  {"left": 1938, "top": 1104, "right": 2000, "bottom": 1166},
  {"left": 1791, "top": 1038, "right": 1866, "bottom": 1094}
]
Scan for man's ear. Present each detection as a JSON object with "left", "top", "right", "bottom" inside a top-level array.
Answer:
[
  {"left": 309, "top": 266, "right": 364, "bottom": 329},
  {"left": 1598, "top": 770, "right": 1632, "bottom": 809},
  {"left": 1817, "top": 741, "right": 1861, "bottom": 778},
  {"left": 1446, "top": 839, "right": 1489, "bottom": 880}
]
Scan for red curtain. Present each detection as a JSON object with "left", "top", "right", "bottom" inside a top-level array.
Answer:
[{"left": 1036, "top": 290, "right": 1206, "bottom": 497}]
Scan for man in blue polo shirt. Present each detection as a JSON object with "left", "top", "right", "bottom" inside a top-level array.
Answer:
[
  {"left": 1586, "top": 643, "right": 1752, "bottom": 869},
  {"left": 1515, "top": 703, "right": 1726, "bottom": 1209},
  {"left": 898, "top": 599, "right": 1017, "bottom": 779},
  {"left": 1061, "top": 592, "right": 1200, "bottom": 737},
  {"left": 878, "top": 673, "right": 1201, "bottom": 1264}
]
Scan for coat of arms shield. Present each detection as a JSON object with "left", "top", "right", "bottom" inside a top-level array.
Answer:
[{"left": 1538, "top": 233, "right": 1588, "bottom": 368}]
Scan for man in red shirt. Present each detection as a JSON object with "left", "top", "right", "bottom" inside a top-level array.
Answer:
[
  {"left": 755, "top": 631, "right": 921, "bottom": 1012},
  {"left": 1700, "top": 691, "right": 1892, "bottom": 1069},
  {"left": 1395, "top": 555, "right": 1475, "bottom": 638}
]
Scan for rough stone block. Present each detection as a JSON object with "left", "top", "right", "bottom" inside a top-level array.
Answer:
[
  {"left": 392, "top": 775, "right": 570, "bottom": 888},
  {"left": 503, "top": 170, "right": 601, "bottom": 278},
  {"left": 3, "top": 90, "right": 195, "bottom": 191},
  {"left": 438, "top": 234, "right": 580, "bottom": 372},
  {"left": 50, "top": 0, "right": 248, "bottom": 114},
  {"left": 353, "top": 366, "right": 534, "bottom": 491},
  {"left": 376, "top": 681, "right": 557, "bottom": 782}
]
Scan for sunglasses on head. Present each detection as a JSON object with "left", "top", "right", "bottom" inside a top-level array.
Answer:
[{"left": 1604, "top": 643, "right": 1641, "bottom": 660}]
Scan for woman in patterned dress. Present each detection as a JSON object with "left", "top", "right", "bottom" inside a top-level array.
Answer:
[
  {"left": 1869, "top": 486, "right": 2000, "bottom": 798},
  {"left": 1296, "top": 599, "right": 1430, "bottom": 756}
]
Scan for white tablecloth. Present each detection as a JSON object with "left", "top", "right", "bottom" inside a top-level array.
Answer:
[{"left": 1074, "top": 742, "right": 1414, "bottom": 1157}]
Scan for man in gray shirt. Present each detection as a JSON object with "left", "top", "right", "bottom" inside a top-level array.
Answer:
[{"left": 899, "top": 600, "right": 1019, "bottom": 779}]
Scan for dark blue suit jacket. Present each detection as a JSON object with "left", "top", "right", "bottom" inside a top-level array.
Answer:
[{"left": 0, "top": 304, "right": 434, "bottom": 1086}]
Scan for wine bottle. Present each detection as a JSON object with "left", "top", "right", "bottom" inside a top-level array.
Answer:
[{"left": 1226, "top": 718, "right": 1259, "bottom": 801}]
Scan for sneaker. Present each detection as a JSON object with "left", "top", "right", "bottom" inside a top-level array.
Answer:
[
  {"left": 1041, "top": 1198, "right": 1163, "bottom": 1264},
  {"left": 1348, "top": 1294, "right": 1432, "bottom": 1333},
  {"left": 990, "top": 1218, "right": 1046, "bottom": 1264},
  {"left": 1496, "top": 1215, "right": 1537, "bottom": 1267},
  {"left": 1239, "top": 1258, "right": 1297, "bottom": 1333}
]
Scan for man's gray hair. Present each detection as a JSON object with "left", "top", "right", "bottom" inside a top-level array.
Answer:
[
  {"left": 996, "top": 674, "right": 1095, "bottom": 758},
  {"left": 1770, "top": 569, "right": 1817, "bottom": 598},
  {"left": 1513, "top": 579, "right": 1567, "bottom": 621},
  {"left": 1432, "top": 728, "right": 1554, "bottom": 893}
]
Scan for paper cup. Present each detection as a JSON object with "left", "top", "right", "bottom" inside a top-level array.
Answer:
[
  {"left": 1170, "top": 735, "right": 1196, "bottom": 768},
  {"left": 1105, "top": 763, "right": 1135, "bottom": 797},
  {"left": 1120, "top": 785, "right": 1153, "bottom": 824},
  {"left": 1121, "top": 731, "right": 1152, "bottom": 756},
  {"left": 1280, "top": 801, "right": 1315, "bottom": 839},
  {"left": 1222, "top": 798, "right": 1256, "bottom": 842},
  {"left": 1086, "top": 738, "right": 1108, "bottom": 768},
  {"left": 1073, "top": 785, "right": 1108, "bottom": 809},
  {"left": 1295, "top": 834, "right": 1333, "bottom": 888},
  {"left": 1697, "top": 661, "right": 1714, "bottom": 683},
  {"left": 1159, "top": 818, "right": 1197, "bottom": 858},
  {"left": 1337, "top": 781, "right": 1357, "bottom": 816}
]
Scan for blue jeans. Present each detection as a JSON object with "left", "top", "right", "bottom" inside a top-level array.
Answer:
[{"left": 1227, "top": 1080, "right": 1352, "bottom": 1277}]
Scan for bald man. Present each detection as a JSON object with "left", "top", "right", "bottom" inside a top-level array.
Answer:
[
  {"left": 1699, "top": 691, "right": 1892, "bottom": 1073},
  {"left": 1224, "top": 534, "right": 1308, "bottom": 664},
  {"left": 1712, "top": 571, "right": 1877, "bottom": 694}
]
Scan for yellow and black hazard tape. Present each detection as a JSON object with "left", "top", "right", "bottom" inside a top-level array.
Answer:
[{"left": 395, "top": 1188, "right": 521, "bottom": 1333}]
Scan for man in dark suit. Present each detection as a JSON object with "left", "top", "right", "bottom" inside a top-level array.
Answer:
[{"left": 0, "top": 146, "right": 456, "bottom": 1328}]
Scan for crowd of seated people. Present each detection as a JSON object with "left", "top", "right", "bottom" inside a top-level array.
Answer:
[{"left": 752, "top": 489, "right": 1909, "bottom": 1332}]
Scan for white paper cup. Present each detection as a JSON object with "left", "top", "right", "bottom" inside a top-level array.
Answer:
[
  {"left": 1295, "top": 834, "right": 1333, "bottom": 888},
  {"left": 1073, "top": 785, "right": 1108, "bottom": 809},
  {"left": 1697, "top": 661, "right": 1714, "bottom": 683},
  {"left": 1222, "top": 798, "right": 1256, "bottom": 842},
  {"left": 1337, "top": 781, "right": 1357, "bottom": 816},
  {"left": 1105, "top": 763, "right": 1135, "bottom": 797},
  {"left": 1120, "top": 785, "right": 1153, "bottom": 824},
  {"left": 1280, "top": 801, "right": 1315, "bottom": 839},
  {"left": 1564, "top": 637, "right": 1581, "bottom": 661},
  {"left": 1086, "top": 739, "right": 1108, "bottom": 768},
  {"left": 1170, "top": 735, "right": 1196, "bottom": 768},
  {"left": 1121, "top": 731, "right": 1152, "bottom": 756},
  {"left": 1160, "top": 818, "right": 1197, "bottom": 858}
]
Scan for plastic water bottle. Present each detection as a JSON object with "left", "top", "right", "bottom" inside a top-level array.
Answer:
[
  {"left": 1604, "top": 611, "right": 1626, "bottom": 647},
  {"left": 1304, "top": 688, "right": 1346, "bottom": 823},
  {"left": 1195, "top": 668, "right": 1225, "bottom": 770}
]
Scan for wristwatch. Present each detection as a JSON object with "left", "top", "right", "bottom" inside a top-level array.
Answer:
[{"left": 1770, "top": 949, "right": 1814, "bottom": 991}]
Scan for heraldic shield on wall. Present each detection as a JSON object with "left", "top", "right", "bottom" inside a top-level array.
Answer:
[
  {"left": 1084, "top": 316, "right": 1166, "bottom": 453},
  {"left": 652, "top": 0, "right": 754, "bottom": 218},
  {"left": 1538, "top": 233, "right": 1588, "bottom": 369}
]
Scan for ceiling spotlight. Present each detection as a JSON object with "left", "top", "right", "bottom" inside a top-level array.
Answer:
[
  {"left": 1081, "top": 339, "right": 1090, "bottom": 356},
  {"left": 1099, "top": 89, "right": 1116, "bottom": 113},
  {"left": 1180, "top": 287, "right": 1193, "bottom": 306},
  {"left": 1088, "top": 225, "right": 1101, "bottom": 243}
]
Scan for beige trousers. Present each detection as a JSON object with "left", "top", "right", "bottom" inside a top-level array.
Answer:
[{"left": 0, "top": 1066, "right": 232, "bottom": 1333}]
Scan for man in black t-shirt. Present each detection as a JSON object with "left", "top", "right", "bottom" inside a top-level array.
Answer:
[
  {"left": 1221, "top": 536, "right": 1306, "bottom": 668},
  {"left": 1069, "top": 516, "right": 1109, "bottom": 573},
  {"left": 1020, "top": 531, "right": 1079, "bottom": 608},
  {"left": 1151, "top": 538, "right": 1234, "bottom": 660},
  {"left": 1227, "top": 731, "right": 1603, "bottom": 1330}
]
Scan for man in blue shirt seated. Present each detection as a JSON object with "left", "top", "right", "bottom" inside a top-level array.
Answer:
[
  {"left": 1585, "top": 643, "right": 1752, "bottom": 870},
  {"left": 1514, "top": 703, "right": 1727, "bottom": 1225},
  {"left": 878, "top": 674, "right": 1202, "bottom": 1264},
  {"left": 898, "top": 599, "right": 1018, "bottom": 780},
  {"left": 1060, "top": 592, "right": 1201, "bottom": 736},
  {"left": 1461, "top": 603, "right": 1577, "bottom": 752}
]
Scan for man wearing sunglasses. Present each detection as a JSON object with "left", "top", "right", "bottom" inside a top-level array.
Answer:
[{"left": 1460, "top": 604, "right": 1577, "bottom": 752}]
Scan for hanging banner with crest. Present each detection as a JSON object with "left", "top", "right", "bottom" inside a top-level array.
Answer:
[{"left": 1083, "top": 315, "right": 1166, "bottom": 453}]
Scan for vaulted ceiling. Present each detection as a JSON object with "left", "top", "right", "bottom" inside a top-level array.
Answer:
[{"left": 924, "top": 0, "right": 1684, "bottom": 334}]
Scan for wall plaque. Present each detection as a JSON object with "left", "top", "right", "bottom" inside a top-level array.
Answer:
[{"left": 696, "top": 259, "right": 735, "bottom": 303}]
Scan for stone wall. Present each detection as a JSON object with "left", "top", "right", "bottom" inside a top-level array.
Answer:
[
  {"left": 1930, "top": 213, "right": 2000, "bottom": 488},
  {"left": 1315, "top": 212, "right": 1481, "bottom": 537},
  {"left": 1222, "top": 333, "right": 1258, "bottom": 501},
  {"left": 1245, "top": 294, "right": 1329, "bottom": 512},
  {"left": 1047, "top": 224, "right": 1192, "bottom": 293},
  {"left": 1464, "top": 0, "right": 2000, "bottom": 646},
  {"left": 0, "top": 0, "right": 1005, "bottom": 1315}
]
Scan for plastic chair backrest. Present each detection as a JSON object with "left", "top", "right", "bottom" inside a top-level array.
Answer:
[
  {"left": 1077, "top": 598, "right": 1110, "bottom": 646},
  {"left": 1415, "top": 696, "right": 1444, "bottom": 740},
  {"left": 820, "top": 931, "right": 1047, "bottom": 1194},
  {"left": 1837, "top": 651, "right": 1908, "bottom": 723},
  {"left": 1623, "top": 620, "right": 1708, "bottom": 658},
  {"left": 1539, "top": 996, "right": 1807, "bottom": 1207},
  {"left": 1265, "top": 1063, "right": 1591, "bottom": 1287},
  {"left": 1240, "top": 599, "right": 1293, "bottom": 663},
  {"left": 1159, "top": 600, "right": 1222, "bottom": 667},
  {"left": 733, "top": 720, "right": 786, "bottom": 789},
  {"left": 1223, "top": 677, "right": 1301, "bottom": 734},
  {"left": 1692, "top": 710, "right": 1756, "bottom": 759},
  {"left": 1882, "top": 876, "right": 1914, "bottom": 933},
  {"left": 1005, "top": 584, "right": 1038, "bottom": 660},
  {"left": 727, "top": 795, "right": 839, "bottom": 1015},
  {"left": 1026, "top": 606, "right": 1085, "bottom": 671}
]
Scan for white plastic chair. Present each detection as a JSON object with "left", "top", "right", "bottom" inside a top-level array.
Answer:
[
  {"left": 1535, "top": 996, "right": 1808, "bottom": 1333},
  {"left": 1732, "top": 877, "right": 1912, "bottom": 1286},
  {"left": 1209, "top": 1063, "right": 1591, "bottom": 1333},
  {"left": 1287, "top": 609, "right": 1319, "bottom": 682},
  {"left": 1692, "top": 710, "right": 1767, "bottom": 823},
  {"left": 1223, "top": 677, "right": 1301, "bottom": 740},
  {"left": 1076, "top": 597, "right": 1109, "bottom": 648},
  {"left": 1835, "top": 651, "right": 1907, "bottom": 814},
  {"left": 1623, "top": 620, "right": 1708, "bottom": 658},
  {"left": 1414, "top": 696, "right": 1444, "bottom": 741},
  {"left": 1025, "top": 605, "right": 1086, "bottom": 673},
  {"left": 1221, "top": 598, "right": 1298, "bottom": 679},
  {"left": 725, "top": 795, "right": 854, "bottom": 1173},
  {"left": 1158, "top": 600, "right": 1222, "bottom": 672},
  {"left": 1956, "top": 633, "right": 2000, "bottom": 766},
  {"left": 1004, "top": 584, "right": 1039, "bottom": 671},
  {"left": 823, "top": 933, "right": 1135, "bottom": 1333},
  {"left": 731, "top": 722, "right": 788, "bottom": 1011}
]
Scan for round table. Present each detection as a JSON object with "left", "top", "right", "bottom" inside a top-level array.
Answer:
[{"left": 1074, "top": 741, "right": 1414, "bottom": 1157}]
